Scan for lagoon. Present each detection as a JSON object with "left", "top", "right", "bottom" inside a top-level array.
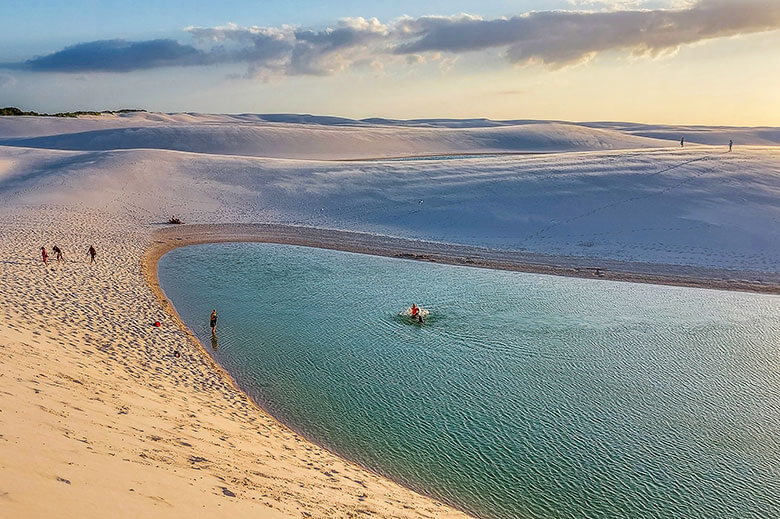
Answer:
[{"left": 158, "top": 242, "right": 780, "bottom": 519}]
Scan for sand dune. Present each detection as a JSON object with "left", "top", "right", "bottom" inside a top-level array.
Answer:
[
  {"left": 1, "top": 142, "right": 778, "bottom": 272},
  {"left": 584, "top": 122, "right": 780, "bottom": 146},
  {"left": 2, "top": 112, "right": 776, "bottom": 150},
  {"left": 1, "top": 121, "right": 672, "bottom": 159},
  {"left": 1, "top": 113, "right": 778, "bottom": 518}
]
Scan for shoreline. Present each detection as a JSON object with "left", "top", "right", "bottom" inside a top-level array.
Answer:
[
  {"left": 142, "top": 223, "right": 481, "bottom": 518},
  {"left": 139, "top": 221, "right": 780, "bottom": 515},
  {"left": 144, "top": 223, "right": 780, "bottom": 295}
]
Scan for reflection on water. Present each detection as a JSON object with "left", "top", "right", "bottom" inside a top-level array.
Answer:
[
  {"left": 159, "top": 242, "right": 780, "bottom": 519},
  {"left": 210, "top": 334, "right": 219, "bottom": 351}
]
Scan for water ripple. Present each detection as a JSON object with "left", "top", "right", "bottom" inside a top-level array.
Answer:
[{"left": 159, "top": 242, "right": 780, "bottom": 519}]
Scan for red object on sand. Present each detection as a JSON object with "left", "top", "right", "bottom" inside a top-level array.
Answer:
[{"left": 154, "top": 321, "right": 161, "bottom": 327}]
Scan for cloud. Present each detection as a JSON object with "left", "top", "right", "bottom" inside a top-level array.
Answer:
[
  {"left": 392, "top": 0, "right": 780, "bottom": 66},
  {"left": 4, "top": 1, "right": 779, "bottom": 76},
  {"left": 16, "top": 39, "right": 210, "bottom": 72},
  {"left": 187, "top": 17, "right": 388, "bottom": 77},
  {"left": 566, "top": 0, "right": 695, "bottom": 9}
]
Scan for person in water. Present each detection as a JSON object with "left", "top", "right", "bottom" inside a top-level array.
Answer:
[
  {"left": 410, "top": 304, "right": 424, "bottom": 324},
  {"left": 210, "top": 309, "right": 217, "bottom": 335},
  {"left": 88, "top": 245, "right": 97, "bottom": 264},
  {"left": 41, "top": 247, "right": 48, "bottom": 266},
  {"left": 52, "top": 245, "right": 63, "bottom": 263}
]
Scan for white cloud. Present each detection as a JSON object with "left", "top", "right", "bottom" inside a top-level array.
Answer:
[{"left": 8, "top": 1, "right": 779, "bottom": 77}]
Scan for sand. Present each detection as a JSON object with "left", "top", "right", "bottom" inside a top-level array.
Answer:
[
  {"left": 3, "top": 214, "right": 774, "bottom": 518},
  {"left": 0, "top": 209, "right": 469, "bottom": 519},
  {"left": 1, "top": 113, "right": 778, "bottom": 518},
  {"left": 145, "top": 224, "right": 780, "bottom": 295}
]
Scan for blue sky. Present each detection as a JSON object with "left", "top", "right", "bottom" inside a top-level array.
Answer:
[{"left": 1, "top": 1, "right": 779, "bottom": 125}]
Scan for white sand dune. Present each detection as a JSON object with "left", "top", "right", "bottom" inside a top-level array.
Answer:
[
  {"left": 1, "top": 113, "right": 778, "bottom": 518},
  {"left": 1, "top": 142, "right": 778, "bottom": 272},
  {"left": 584, "top": 122, "right": 780, "bottom": 146},
  {"left": 1, "top": 121, "right": 672, "bottom": 159},
  {"left": 3, "top": 112, "right": 776, "bottom": 149}
]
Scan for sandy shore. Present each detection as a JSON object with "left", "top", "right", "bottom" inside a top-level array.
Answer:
[
  {"left": 146, "top": 223, "right": 780, "bottom": 295},
  {"left": 0, "top": 209, "right": 471, "bottom": 519},
  {"left": 2, "top": 114, "right": 779, "bottom": 518},
  {"left": 2, "top": 210, "right": 778, "bottom": 519}
]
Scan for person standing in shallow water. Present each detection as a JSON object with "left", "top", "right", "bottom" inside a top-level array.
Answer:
[
  {"left": 680, "top": 136, "right": 685, "bottom": 147},
  {"left": 729, "top": 139, "right": 733, "bottom": 152},
  {"left": 210, "top": 309, "right": 218, "bottom": 335},
  {"left": 41, "top": 247, "right": 48, "bottom": 266},
  {"left": 88, "top": 245, "right": 96, "bottom": 264}
]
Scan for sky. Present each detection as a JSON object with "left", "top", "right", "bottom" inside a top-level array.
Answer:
[{"left": 1, "top": 0, "right": 779, "bottom": 125}]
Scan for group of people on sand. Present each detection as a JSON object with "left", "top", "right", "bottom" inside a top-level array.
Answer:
[{"left": 40, "top": 245, "right": 97, "bottom": 266}]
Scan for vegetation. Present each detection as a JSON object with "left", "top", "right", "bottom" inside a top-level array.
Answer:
[{"left": 0, "top": 107, "right": 146, "bottom": 117}]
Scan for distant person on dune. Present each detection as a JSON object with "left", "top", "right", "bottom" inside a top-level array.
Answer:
[
  {"left": 52, "top": 245, "right": 62, "bottom": 263},
  {"left": 729, "top": 139, "right": 733, "bottom": 152},
  {"left": 680, "top": 137, "right": 684, "bottom": 147},
  {"left": 210, "top": 309, "right": 218, "bottom": 335},
  {"left": 41, "top": 246, "right": 48, "bottom": 266},
  {"left": 88, "top": 245, "right": 97, "bottom": 264}
]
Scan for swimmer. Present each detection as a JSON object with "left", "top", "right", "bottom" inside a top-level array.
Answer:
[{"left": 210, "top": 309, "right": 217, "bottom": 335}]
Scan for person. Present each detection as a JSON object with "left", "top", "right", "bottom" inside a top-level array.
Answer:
[
  {"left": 210, "top": 309, "right": 218, "bottom": 335},
  {"left": 680, "top": 136, "right": 684, "bottom": 147},
  {"left": 41, "top": 246, "right": 48, "bottom": 266},
  {"left": 729, "top": 139, "right": 733, "bottom": 152},
  {"left": 88, "top": 245, "right": 96, "bottom": 264},
  {"left": 417, "top": 314, "right": 424, "bottom": 324},
  {"left": 410, "top": 304, "right": 419, "bottom": 318},
  {"left": 52, "top": 245, "right": 63, "bottom": 263}
]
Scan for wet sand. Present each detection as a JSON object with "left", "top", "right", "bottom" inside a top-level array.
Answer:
[{"left": 146, "top": 223, "right": 780, "bottom": 296}]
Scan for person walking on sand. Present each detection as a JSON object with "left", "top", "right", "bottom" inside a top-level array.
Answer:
[
  {"left": 729, "top": 139, "right": 733, "bottom": 152},
  {"left": 41, "top": 246, "right": 48, "bottom": 266},
  {"left": 52, "top": 245, "right": 63, "bottom": 263},
  {"left": 210, "top": 309, "right": 218, "bottom": 335},
  {"left": 680, "top": 136, "right": 685, "bottom": 147},
  {"left": 88, "top": 245, "right": 97, "bottom": 264}
]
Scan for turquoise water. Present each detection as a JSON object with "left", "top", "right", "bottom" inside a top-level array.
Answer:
[{"left": 158, "top": 243, "right": 780, "bottom": 519}]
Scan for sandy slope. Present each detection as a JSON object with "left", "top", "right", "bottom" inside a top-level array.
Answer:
[
  {"left": 0, "top": 208, "right": 469, "bottom": 519},
  {"left": 1, "top": 143, "right": 778, "bottom": 272},
  {"left": 1, "top": 122, "right": 672, "bottom": 160},
  {"left": 0, "top": 114, "right": 778, "bottom": 518}
]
